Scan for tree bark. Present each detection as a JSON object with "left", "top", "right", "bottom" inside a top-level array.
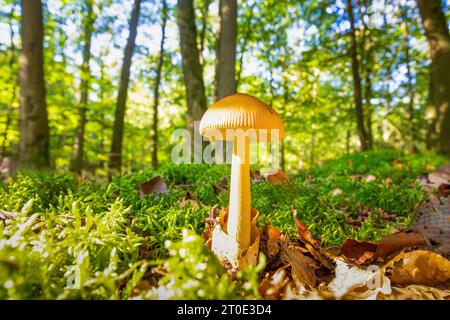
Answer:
[
  {"left": 361, "top": 0, "right": 373, "bottom": 149},
  {"left": 236, "top": 1, "right": 256, "bottom": 89},
  {"left": 18, "top": 0, "right": 50, "bottom": 169},
  {"left": 215, "top": 0, "right": 237, "bottom": 100},
  {"left": 110, "top": 0, "right": 142, "bottom": 171},
  {"left": 198, "top": 0, "right": 211, "bottom": 66},
  {"left": 151, "top": 0, "right": 168, "bottom": 169},
  {"left": 177, "top": 0, "right": 207, "bottom": 138},
  {"left": 346, "top": 0, "right": 369, "bottom": 151},
  {"left": 417, "top": 0, "right": 450, "bottom": 155},
  {"left": 309, "top": 72, "right": 319, "bottom": 168},
  {"left": 72, "top": 0, "right": 95, "bottom": 172},
  {"left": 401, "top": 6, "right": 417, "bottom": 152},
  {"left": 2, "top": 2, "right": 17, "bottom": 157}
]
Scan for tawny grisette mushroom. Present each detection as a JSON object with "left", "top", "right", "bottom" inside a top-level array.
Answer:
[{"left": 199, "top": 93, "right": 285, "bottom": 270}]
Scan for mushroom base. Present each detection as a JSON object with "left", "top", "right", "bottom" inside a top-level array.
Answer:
[{"left": 211, "top": 208, "right": 260, "bottom": 271}]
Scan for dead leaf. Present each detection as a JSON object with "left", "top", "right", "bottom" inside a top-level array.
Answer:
[
  {"left": 280, "top": 243, "right": 317, "bottom": 288},
  {"left": 383, "top": 250, "right": 450, "bottom": 286},
  {"left": 418, "top": 164, "right": 450, "bottom": 191},
  {"left": 291, "top": 206, "right": 318, "bottom": 247},
  {"left": 251, "top": 170, "right": 263, "bottom": 182},
  {"left": 412, "top": 196, "right": 450, "bottom": 253},
  {"left": 267, "top": 169, "right": 289, "bottom": 185},
  {"left": 259, "top": 266, "right": 290, "bottom": 299},
  {"left": 268, "top": 227, "right": 281, "bottom": 241},
  {"left": 380, "top": 285, "right": 450, "bottom": 300},
  {"left": 374, "top": 232, "right": 428, "bottom": 259},
  {"left": 340, "top": 239, "right": 377, "bottom": 265},
  {"left": 438, "top": 183, "right": 450, "bottom": 197},
  {"left": 304, "top": 243, "right": 335, "bottom": 270},
  {"left": 139, "top": 176, "right": 169, "bottom": 198}
]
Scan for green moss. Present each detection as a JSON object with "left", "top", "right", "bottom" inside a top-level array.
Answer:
[{"left": 0, "top": 149, "right": 447, "bottom": 299}]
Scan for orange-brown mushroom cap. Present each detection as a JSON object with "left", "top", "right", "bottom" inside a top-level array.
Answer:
[{"left": 199, "top": 93, "right": 285, "bottom": 142}]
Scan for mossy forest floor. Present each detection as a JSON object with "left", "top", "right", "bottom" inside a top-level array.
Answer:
[{"left": 0, "top": 149, "right": 448, "bottom": 299}]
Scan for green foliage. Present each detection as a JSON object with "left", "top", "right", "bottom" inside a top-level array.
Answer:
[
  {"left": 0, "top": 149, "right": 447, "bottom": 299},
  {"left": 145, "top": 230, "right": 239, "bottom": 300}
]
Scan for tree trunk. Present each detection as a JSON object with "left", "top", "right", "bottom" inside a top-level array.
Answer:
[
  {"left": 198, "top": 0, "right": 211, "bottom": 67},
  {"left": 426, "top": 72, "right": 439, "bottom": 150},
  {"left": 18, "top": 0, "right": 50, "bottom": 169},
  {"left": 401, "top": 7, "right": 417, "bottom": 153},
  {"left": 2, "top": 2, "right": 17, "bottom": 157},
  {"left": 151, "top": 0, "right": 168, "bottom": 169},
  {"left": 72, "top": 0, "right": 94, "bottom": 172},
  {"left": 177, "top": 0, "right": 207, "bottom": 139},
  {"left": 417, "top": 0, "right": 450, "bottom": 155},
  {"left": 309, "top": 72, "right": 319, "bottom": 168},
  {"left": 346, "top": 0, "right": 368, "bottom": 151},
  {"left": 110, "top": 0, "right": 142, "bottom": 171},
  {"left": 215, "top": 0, "right": 237, "bottom": 100},
  {"left": 236, "top": 1, "right": 256, "bottom": 89},
  {"left": 361, "top": 0, "right": 373, "bottom": 149}
]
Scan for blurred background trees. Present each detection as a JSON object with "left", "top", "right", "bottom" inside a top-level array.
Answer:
[{"left": 0, "top": 0, "right": 449, "bottom": 173}]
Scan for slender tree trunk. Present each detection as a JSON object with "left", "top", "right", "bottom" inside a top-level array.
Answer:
[
  {"left": 198, "top": 0, "right": 211, "bottom": 67},
  {"left": 215, "top": 0, "right": 237, "bottom": 100},
  {"left": 2, "top": 3, "right": 17, "bottom": 157},
  {"left": 361, "top": 0, "right": 373, "bottom": 149},
  {"left": 417, "top": 0, "right": 450, "bottom": 155},
  {"left": 236, "top": 1, "right": 256, "bottom": 89},
  {"left": 346, "top": 129, "right": 351, "bottom": 154},
  {"left": 110, "top": 0, "right": 142, "bottom": 171},
  {"left": 18, "top": 0, "right": 50, "bottom": 169},
  {"left": 151, "top": 0, "right": 168, "bottom": 169},
  {"left": 177, "top": 0, "right": 207, "bottom": 139},
  {"left": 309, "top": 72, "right": 319, "bottom": 168},
  {"left": 426, "top": 72, "right": 439, "bottom": 150},
  {"left": 99, "top": 54, "right": 106, "bottom": 168},
  {"left": 72, "top": 0, "right": 94, "bottom": 172},
  {"left": 346, "top": 0, "right": 368, "bottom": 151},
  {"left": 401, "top": 7, "right": 417, "bottom": 152}
]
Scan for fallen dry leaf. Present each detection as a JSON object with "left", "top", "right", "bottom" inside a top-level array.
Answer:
[
  {"left": 267, "top": 226, "right": 281, "bottom": 241},
  {"left": 340, "top": 239, "right": 377, "bottom": 265},
  {"left": 411, "top": 196, "right": 450, "bottom": 256},
  {"left": 251, "top": 170, "right": 263, "bottom": 182},
  {"left": 280, "top": 243, "right": 317, "bottom": 288},
  {"left": 383, "top": 250, "right": 450, "bottom": 286},
  {"left": 418, "top": 164, "right": 450, "bottom": 193},
  {"left": 340, "top": 233, "right": 428, "bottom": 265},
  {"left": 266, "top": 169, "right": 289, "bottom": 185},
  {"left": 374, "top": 232, "right": 428, "bottom": 259},
  {"left": 291, "top": 206, "right": 318, "bottom": 247},
  {"left": 259, "top": 266, "right": 290, "bottom": 299},
  {"left": 139, "top": 176, "right": 169, "bottom": 198},
  {"left": 380, "top": 285, "right": 450, "bottom": 300}
]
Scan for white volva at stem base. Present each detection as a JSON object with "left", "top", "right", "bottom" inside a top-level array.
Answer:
[{"left": 211, "top": 134, "right": 252, "bottom": 270}]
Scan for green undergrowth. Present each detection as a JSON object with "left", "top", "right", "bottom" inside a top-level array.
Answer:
[{"left": 0, "top": 149, "right": 447, "bottom": 299}]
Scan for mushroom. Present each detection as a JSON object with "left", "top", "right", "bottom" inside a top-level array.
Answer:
[{"left": 199, "top": 93, "right": 285, "bottom": 270}]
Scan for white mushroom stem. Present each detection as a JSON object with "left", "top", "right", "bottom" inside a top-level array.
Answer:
[{"left": 228, "top": 134, "right": 251, "bottom": 258}]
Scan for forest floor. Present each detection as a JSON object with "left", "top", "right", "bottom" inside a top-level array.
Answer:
[{"left": 0, "top": 149, "right": 449, "bottom": 299}]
